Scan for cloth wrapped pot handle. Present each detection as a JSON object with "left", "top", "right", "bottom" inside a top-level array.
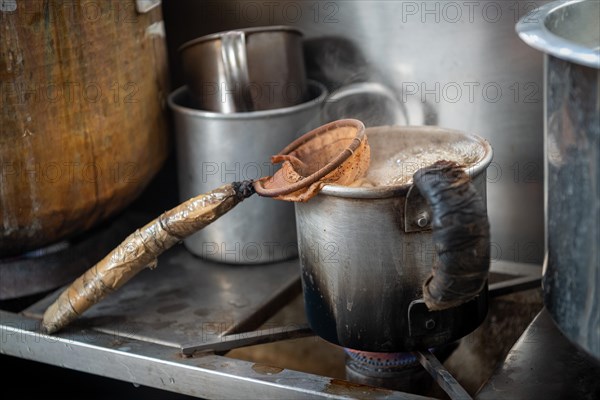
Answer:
[{"left": 413, "top": 161, "right": 490, "bottom": 311}]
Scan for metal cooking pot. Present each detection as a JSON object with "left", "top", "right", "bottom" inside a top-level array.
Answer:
[
  {"left": 295, "top": 126, "right": 493, "bottom": 352},
  {"left": 517, "top": 0, "right": 600, "bottom": 361}
]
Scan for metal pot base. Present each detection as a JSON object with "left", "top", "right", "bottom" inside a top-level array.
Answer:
[{"left": 302, "top": 279, "right": 488, "bottom": 353}]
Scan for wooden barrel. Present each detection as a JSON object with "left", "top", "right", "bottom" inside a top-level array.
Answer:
[{"left": 0, "top": 0, "right": 169, "bottom": 257}]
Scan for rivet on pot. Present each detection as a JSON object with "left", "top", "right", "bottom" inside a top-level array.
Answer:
[
  {"left": 425, "top": 319, "right": 436, "bottom": 330},
  {"left": 417, "top": 212, "right": 429, "bottom": 228}
]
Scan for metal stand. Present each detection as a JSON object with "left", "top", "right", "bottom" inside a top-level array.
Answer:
[
  {"left": 477, "top": 308, "right": 600, "bottom": 400},
  {"left": 0, "top": 243, "right": 541, "bottom": 400}
]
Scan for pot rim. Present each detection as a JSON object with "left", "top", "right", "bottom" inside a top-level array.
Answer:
[
  {"left": 178, "top": 25, "right": 303, "bottom": 53},
  {"left": 516, "top": 0, "right": 600, "bottom": 69},
  {"left": 167, "top": 80, "right": 327, "bottom": 120},
  {"left": 320, "top": 125, "right": 493, "bottom": 199}
]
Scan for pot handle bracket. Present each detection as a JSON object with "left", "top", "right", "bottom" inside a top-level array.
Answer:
[{"left": 404, "top": 185, "right": 432, "bottom": 233}]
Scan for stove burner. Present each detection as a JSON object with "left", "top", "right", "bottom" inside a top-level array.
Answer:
[
  {"left": 344, "top": 348, "right": 433, "bottom": 394},
  {"left": 344, "top": 348, "right": 420, "bottom": 368},
  {"left": 343, "top": 345, "right": 459, "bottom": 395}
]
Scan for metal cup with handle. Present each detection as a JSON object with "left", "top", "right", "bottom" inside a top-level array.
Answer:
[{"left": 179, "top": 26, "right": 308, "bottom": 113}]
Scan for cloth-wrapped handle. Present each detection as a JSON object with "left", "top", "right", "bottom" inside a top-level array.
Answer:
[{"left": 413, "top": 161, "right": 490, "bottom": 311}]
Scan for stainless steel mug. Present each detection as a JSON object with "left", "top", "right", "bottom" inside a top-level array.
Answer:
[
  {"left": 168, "top": 81, "right": 326, "bottom": 264},
  {"left": 517, "top": 0, "right": 600, "bottom": 361},
  {"left": 295, "top": 126, "right": 493, "bottom": 351},
  {"left": 179, "top": 26, "right": 307, "bottom": 113}
]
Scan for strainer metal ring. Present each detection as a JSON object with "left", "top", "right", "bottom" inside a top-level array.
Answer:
[{"left": 253, "top": 119, "right": 366, "bottom": 197}]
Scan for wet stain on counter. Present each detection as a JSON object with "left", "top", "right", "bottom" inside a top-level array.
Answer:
[
  {"left": 156, "top": 302, "right": 189, "bottom": 314},
  {"left": 155, "top": 288, "right": 188, "bottom": 299},
  {"left": 324, "top": 379, "right": 392, "bottom": 399},
  {"left": 252, "top": 364, "right": 283, "bottom": 375},
  {"left": 196, "top": 363, "right": 218, "bottom": 370},
  {"left": 149, "top": 320, "right": 177, "bottom": 330},
  {"left": 193, "top": 308, "right": 211, "bottom": 317}
]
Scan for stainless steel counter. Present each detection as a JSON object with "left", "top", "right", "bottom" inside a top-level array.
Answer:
[{"left": 1, "top": 243, "right": 541, "bottom": 399}]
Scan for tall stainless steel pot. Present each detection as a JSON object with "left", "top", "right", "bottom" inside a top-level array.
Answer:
[
  {"left": 517, "top": 0, "right": 600, "bottom": 361},
  {"left": 163, "top": 0, "right": 548, "bottom": 264}
]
